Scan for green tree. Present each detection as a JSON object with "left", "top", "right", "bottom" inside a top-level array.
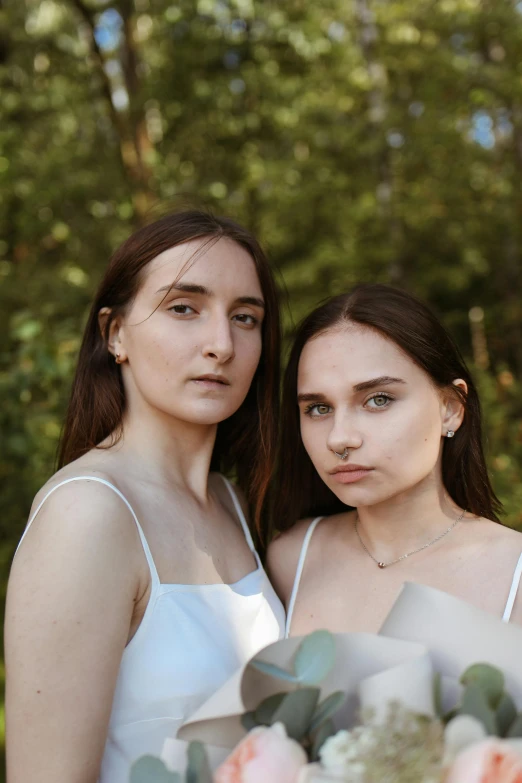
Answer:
[{"left": 1, "top": 0, "right": 522, "bottom": 775}]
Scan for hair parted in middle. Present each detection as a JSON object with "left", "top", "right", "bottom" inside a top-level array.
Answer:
[
  {"left": 58, "top": 210, "right": 282, "bottom": 546},
  {"left": 274, "top": 283, "right": 501, "bottom": 535}
]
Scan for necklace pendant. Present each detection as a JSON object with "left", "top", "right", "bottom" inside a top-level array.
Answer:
[{"left": 378, "top": 562, "right": 386, "bottom": 569}]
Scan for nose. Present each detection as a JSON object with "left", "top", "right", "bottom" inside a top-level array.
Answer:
[
  {"left": 326, "top": 410, "right": 363, "bottom": 456},
  {"left": 202, "top": 314, "right": 235, "bottom": 364}
]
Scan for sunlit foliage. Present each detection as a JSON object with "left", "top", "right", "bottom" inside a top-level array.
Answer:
[{"left": 1, "top": 0, "right": 522, "bottom": 772}]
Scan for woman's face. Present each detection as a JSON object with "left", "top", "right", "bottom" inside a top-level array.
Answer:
[
  {"left": 113, "top": 237, "right": 264, "bottom": 426},
  {"left": 297, "top": 324, "right": 462, "bottom": 507}
]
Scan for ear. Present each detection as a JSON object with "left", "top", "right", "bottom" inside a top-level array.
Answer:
[
  {"left": 98, "top": 307, "right": 127, "bottom": 364},
  {"left": 441, "top": 378, "right": 467, "bottom": 437}
]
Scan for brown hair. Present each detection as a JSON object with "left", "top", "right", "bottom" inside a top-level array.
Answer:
[
  {"left": 58, "top": 210, "right": 281, "bottom": 542},
  {"left": 275, "top": 283, "right": 501, "bottom": 532}
]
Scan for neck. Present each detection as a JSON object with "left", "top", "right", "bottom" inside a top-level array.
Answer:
[
  {"left": 110, "top": 401, "right": 218, "bottom": 502},
  {"left": 355, "top": 475, "right": 463, "bottom": 562}
]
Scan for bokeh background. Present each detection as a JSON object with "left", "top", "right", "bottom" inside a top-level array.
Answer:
[{"left": 1, "top": 0, "right": 522, "bottom": 774}]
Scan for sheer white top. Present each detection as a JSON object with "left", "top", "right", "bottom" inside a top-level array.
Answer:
[
  {"left": 285, "top": 516, "right": 522, "bottom": 637},
  {"left": 16, "top": 475, "right": 286, "bottom": 782}
]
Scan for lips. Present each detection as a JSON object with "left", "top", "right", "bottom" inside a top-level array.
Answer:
[
  {"left": 329, "top": 464, "right": 373, "bottom": 484},
  {"left": 330, "top": 464, "right": 371, "bottom": 475},
  {"left": 192, "top": 374, "right": 230, "bottom": 386}
]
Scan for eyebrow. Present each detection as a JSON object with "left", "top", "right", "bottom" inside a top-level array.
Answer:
[
  {"left": 155, "top": 282, "right": 265, "bottom": 309},
  {"left": 353, "top": 375, "right": 406, "bottom": 392},
  {"left": 297, "top": 376, "right": 406, "bottom": 403}
]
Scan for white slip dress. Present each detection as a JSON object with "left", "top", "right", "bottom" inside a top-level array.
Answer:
[
  {"left": 285, "top": 516, "right": 522, "bottom": 637},
  {"left": 16, "top": 475, "right": 286, "bottom": 782}
]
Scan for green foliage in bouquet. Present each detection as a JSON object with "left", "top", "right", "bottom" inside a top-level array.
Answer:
[
  {"left": 130, "top": 740, "right": 212, "bottom": 783},
  {"left": 244, "top": 630, "right": 345, "bottom": 759},
  {"left": 439, "top": 662, "right": 522, "bottom": 739}
]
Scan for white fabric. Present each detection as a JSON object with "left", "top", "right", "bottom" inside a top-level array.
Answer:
[
  {"left": 285, "top": 515, "right": 522, "bottom": 636},
  {"left": 503, "top": 552, "right": 522, "bottom": 622},
  {"left": 17, "top": 475, "right": 285, "bottom": 782}
]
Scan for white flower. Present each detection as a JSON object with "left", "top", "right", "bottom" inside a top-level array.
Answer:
[
  {"left": 297, "top": 762, "right": 358, "bottom": 782},
  {"left": 353, "top": 726, "right": 376, "bottom": 754},
  {"left": 319, "top": 730, "right": 368, "bottom": 782},
  {"left": 443, "top": 715, "right": 487, "bottom": 765},
  {"left": 320, "top": 730, "right": 358, "bottom": 769}
]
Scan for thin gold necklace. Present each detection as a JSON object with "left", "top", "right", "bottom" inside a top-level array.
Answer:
[{"left": 354, "top": 509, "right": 465, "bottom": 569}]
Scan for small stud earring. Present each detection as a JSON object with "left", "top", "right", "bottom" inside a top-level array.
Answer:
[
  {"left": 446, "top": 430, "right": 455, "bottom": 438},
  {"left": 115, "top": 353, "right": 121, "bottom": 364}
]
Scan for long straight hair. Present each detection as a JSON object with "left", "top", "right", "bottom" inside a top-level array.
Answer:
[
  {"left": 276, "top": 283, "right": 501, "bottom": 532},
  {"left": 58, "top": 210, "right": 281, "bottom": 543}
]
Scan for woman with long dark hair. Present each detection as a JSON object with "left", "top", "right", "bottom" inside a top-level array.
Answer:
[
  {"left": 268, "top": 283, "right": 522, "bottom": 637},
  {"left": 5, "top": 210, "right": 285, "bottom": 782}
]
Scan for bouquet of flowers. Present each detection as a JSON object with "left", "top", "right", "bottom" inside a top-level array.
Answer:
[{"left": 130, "top": 584, "right": 522, "bottom": 783}]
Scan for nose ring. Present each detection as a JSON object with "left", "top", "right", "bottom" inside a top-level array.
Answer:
[{"left": 333, "top": 448, "right": 349, "bottom": 460}]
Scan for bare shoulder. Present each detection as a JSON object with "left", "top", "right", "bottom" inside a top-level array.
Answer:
[
  {"left": 266, "top": 517, "right": 320, "bottom": 607},
  {"left": 31, "top": 460, "right": 116, "bottom": 506},
  {"left": 484, "top": 521, "right": 522, "bottom": 626},
  {"left": 20, "top": 468, "right": 142, "bottom": 573},
  {"left": 462, "top": 515, "right": 522, "bottom": 552}
]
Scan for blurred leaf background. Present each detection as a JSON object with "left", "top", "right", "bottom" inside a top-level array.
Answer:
[{"left": 1, "top": 0, "right": 522, "bottom": 775}]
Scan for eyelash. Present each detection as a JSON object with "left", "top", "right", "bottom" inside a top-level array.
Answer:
[
  {"left": 168, "top": 304, "right": 195, "bottom": 315},
  {"left": 167, "top": 303, "right": 259, "bottom": 327},
  {"left": 233, "top": 313, "right": 259, "bottom": 327},
  {"left": 303, "top": 393, "right": 395, "bottom": 417}
]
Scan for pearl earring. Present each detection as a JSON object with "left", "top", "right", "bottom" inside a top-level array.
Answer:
[{"left": 446, "top": 430, "right": 455, "bottom": 438}]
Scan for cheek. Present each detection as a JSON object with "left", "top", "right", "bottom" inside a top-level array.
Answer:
[
  {"left": 235, "top": 333, "right": 262, "bottom": 381},
  {"left": 378, "top": 401, "right": 442, "bottom": 468},
  {"left": 138, "top": 336, "right": 184, "bottom": 377}
]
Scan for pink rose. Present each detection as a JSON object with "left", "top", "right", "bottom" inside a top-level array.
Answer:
[
  {"left": 445, "top": 738, "right": 522, "bottom": 783},
  {"left": 214, "top": 722, "right": 308, "bottom": 783}
]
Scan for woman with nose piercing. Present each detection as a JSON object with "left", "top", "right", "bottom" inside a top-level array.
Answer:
[
  {"left": 267, "top": 283, "right": 522, "bottom": 637},
  {"left": 5, "top": 211, "right": 285, "bottom": 783}
]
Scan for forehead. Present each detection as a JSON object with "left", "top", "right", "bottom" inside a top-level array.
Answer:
[
  {"left": 298, "top": 325, "right": 425, "bottom": 387},
  {"left": 140, "top": 236, "right": 262, "bottom": 295}
]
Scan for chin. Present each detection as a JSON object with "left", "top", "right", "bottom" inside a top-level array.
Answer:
[
  {"left": 176, "top": 402, "right": 244, "bottom": 426},
  {"left": 332, "top": 481, "right": 429, "bottom": 510},
  {"left": 324, "top": 479, "right": 389, "bottom": 509}
]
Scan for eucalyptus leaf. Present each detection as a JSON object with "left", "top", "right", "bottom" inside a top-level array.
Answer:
[
  {"left": 461, "top": 663, "right": 505, "bottom": 709},
  {"left": 250, "top": 659, "right": 299, "bottom": 683},
  {"left": 311, "top": 718, "right": 336, "bottom": 761},
  {"left": 241, "top": 711, "right": 259, "bottom": 732},
  {"left": 309, "top": 691, "right": 345, "bottom": 732},
  {"left": 497, "top": 692, "right": 518, "bottom": 737},
  {"left": 130, "top": 756, "right": 181, "bottom": 783},
  {"left": 294, "top": 630, "right": 336, "bottom": 685},
  {"left": 458, "top": 684, "right": 497, "bottom": 735},
  {"left": 271, "top": 687, "right": 320, "bottom": 741},
  {"left": 507, "top": 714, "right": 522, "bottom": 738},
  {"left": 254, "top": 692, "right": 287, "bottom": 725},
  {"left": 186, "top": 741, "right": 213, "bottom": 783}
]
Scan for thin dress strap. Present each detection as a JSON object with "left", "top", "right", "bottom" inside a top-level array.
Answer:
[
  {"left": 285, "top": 516, "right": 324, "bottom": 638},
  {"left": 16, "top": 476, "right": 160, "bottom": 587},
  {"left": 220, "top": 476, "right": 260, "bottom": 566},
  {"left": 502, "top": 552, "right": 522, "bottom": 622}
]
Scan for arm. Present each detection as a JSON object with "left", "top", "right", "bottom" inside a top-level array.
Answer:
[{"left": 5, "top": 481, "right": 145, "bottom": 783}]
